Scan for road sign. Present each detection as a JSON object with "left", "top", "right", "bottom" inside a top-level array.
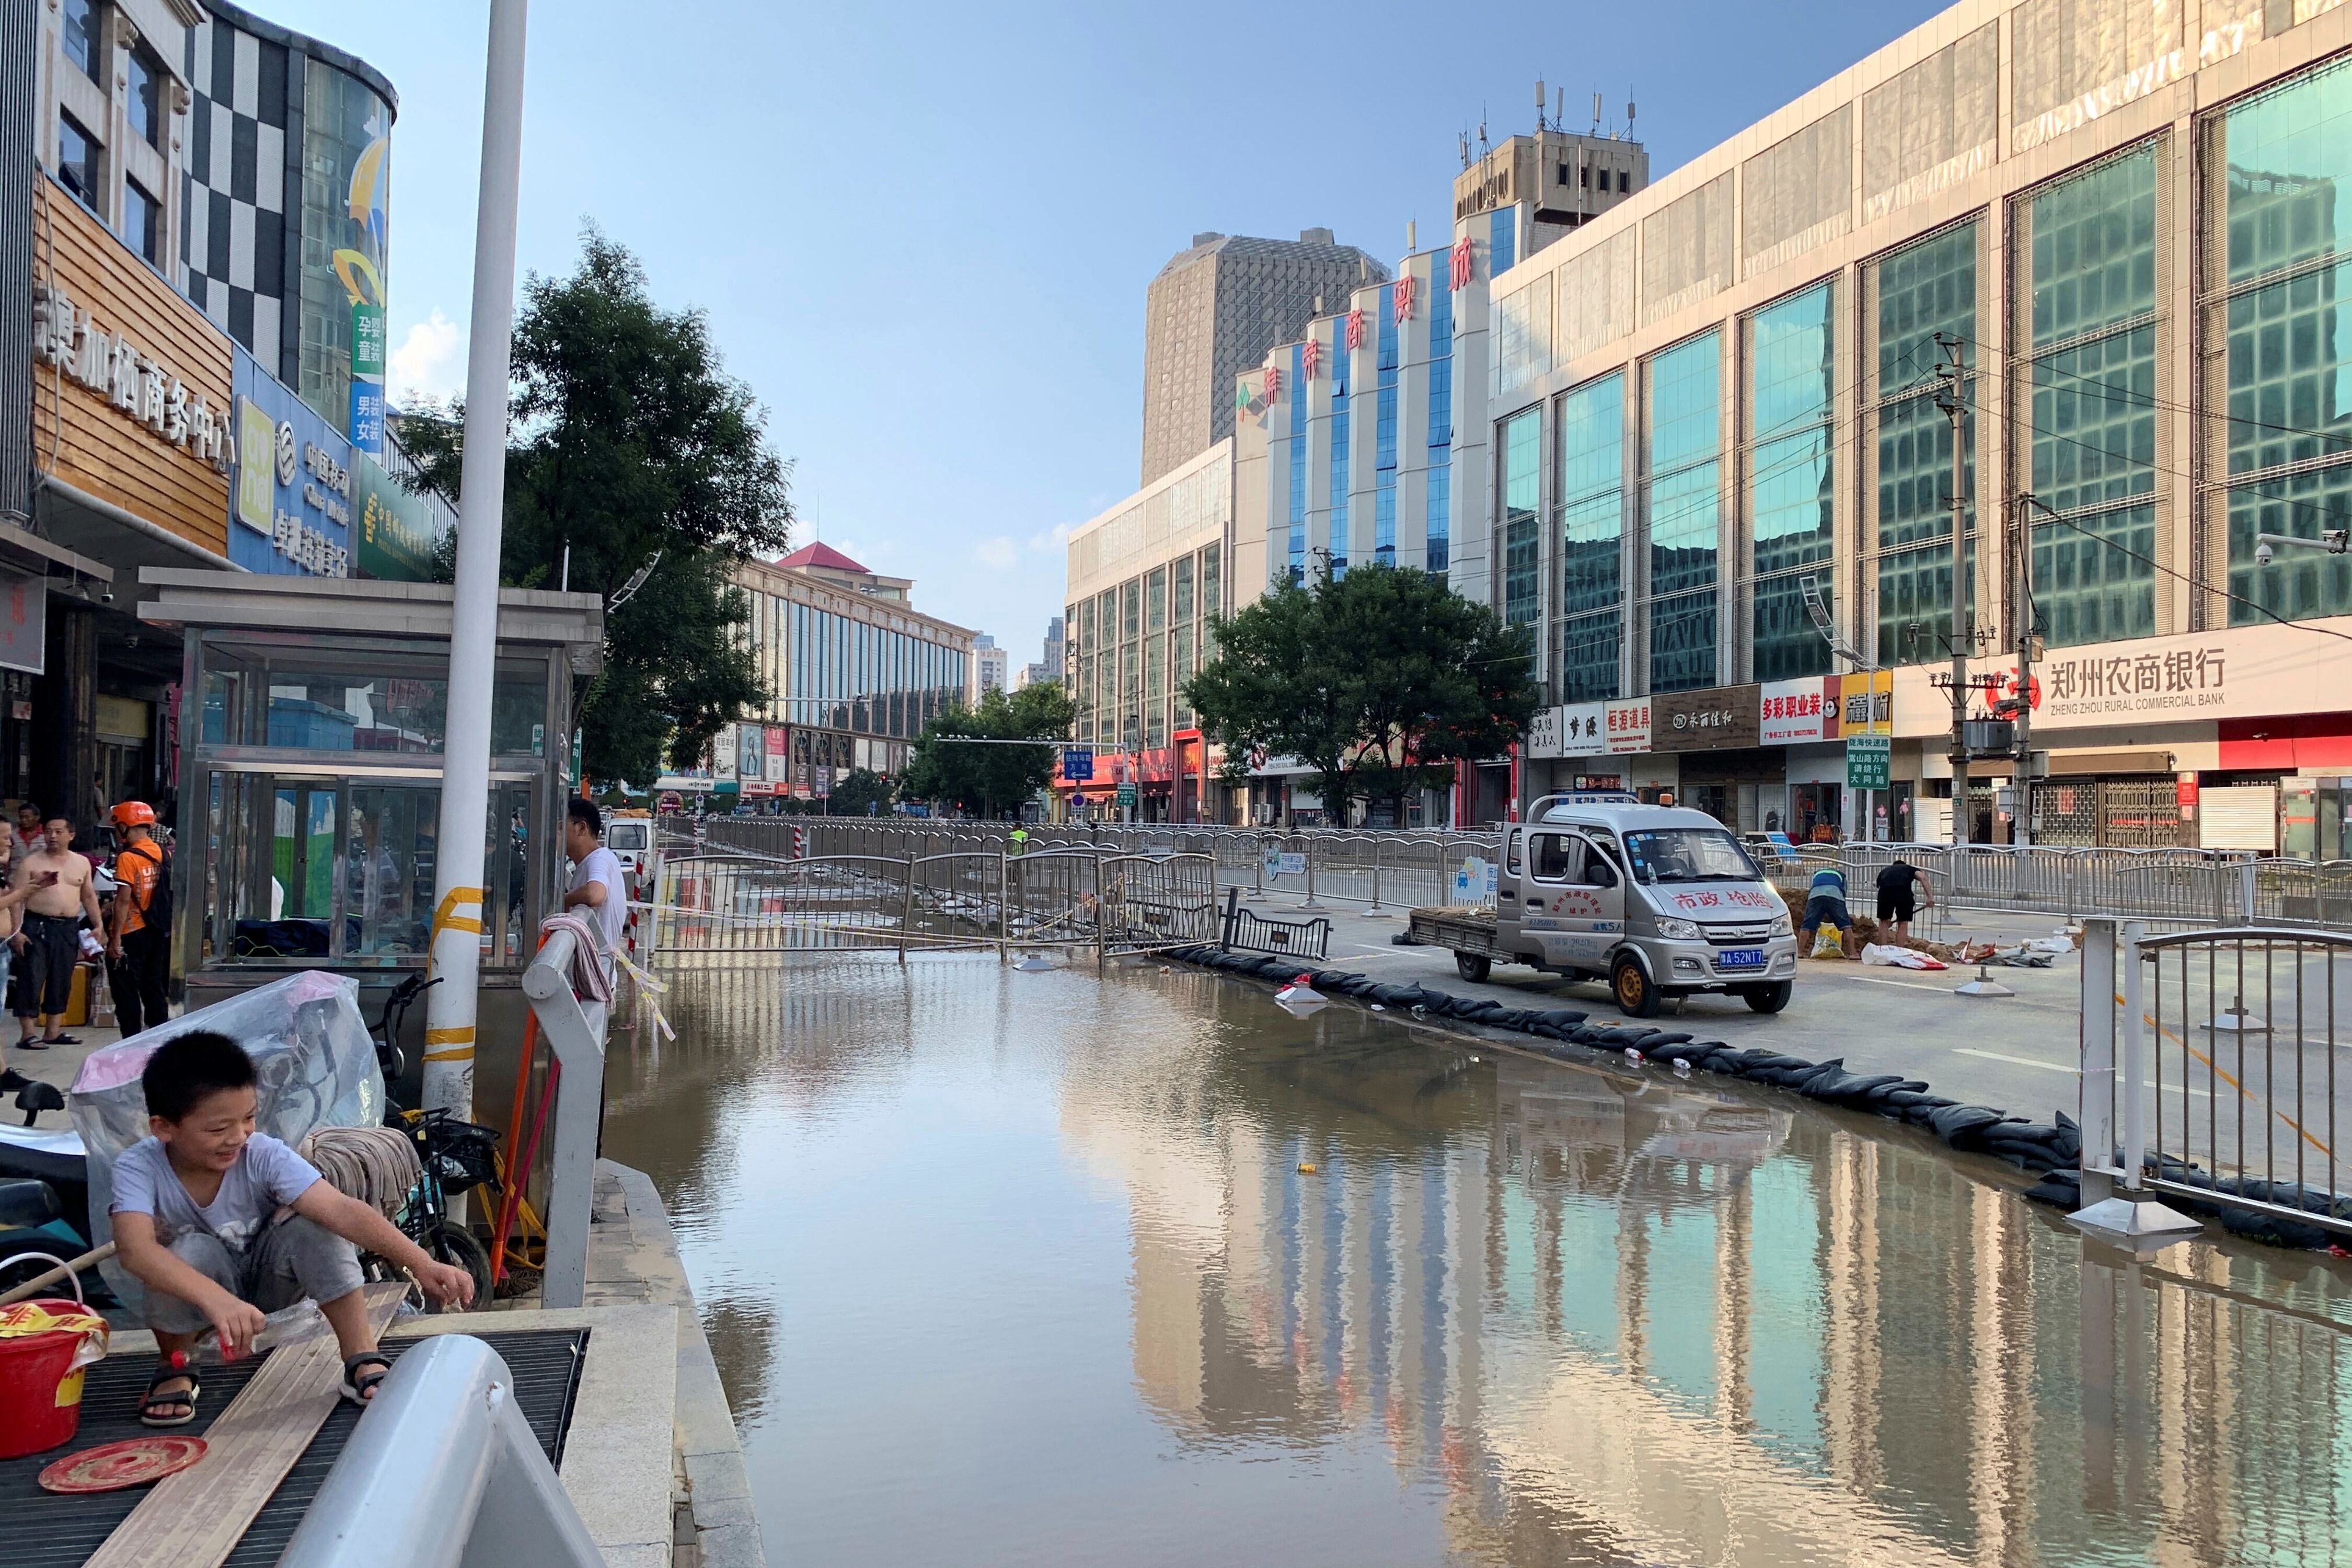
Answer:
[
  {"left": 1063, "top": 747, "right": 1093, "bottom": 782},
  {"left": 1845, "top": 733, "right": 1891, "bottom": 791},
  {"left": 1115, "top": 782, "right": 1137, "bottom": 808}
]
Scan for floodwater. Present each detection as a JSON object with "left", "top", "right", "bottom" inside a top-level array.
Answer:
[{"left": 600, "top": 953, "right": 2352, "bottom": 1568}]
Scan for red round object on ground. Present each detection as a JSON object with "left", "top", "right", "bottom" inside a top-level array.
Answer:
[{"left": 38, "top": 1436, "right": 209, "bottom": 1493}]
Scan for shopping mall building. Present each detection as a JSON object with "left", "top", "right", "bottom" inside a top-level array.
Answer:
[{"left": 1485, "top": 0, "right": 2352, "bottom": 854}]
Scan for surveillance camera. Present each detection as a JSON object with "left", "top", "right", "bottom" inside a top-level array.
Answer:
[
  {"left": 100, "top": 588, "right": 114, "bottom": 604},
  {"left": 2255, "top": 540, "right": 2275, "bottom": 567}
]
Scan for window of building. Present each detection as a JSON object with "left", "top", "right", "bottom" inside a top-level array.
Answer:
[
  {"left": 2212, "top": 56, "right": 2352, "bottom": 624},
  {"left": 1581, "top": 164, "right": 1592, "bottom": 189},
  {"left": 1867, "top": 221, "right": 1978, "bottom": 665},
  {"left": 2022, "top": 144, "right": 2158, "bottom": 648},
  {"left": 1555, "top": 372, "right": 1625, "bottom": 701},
  {"left": 1329, "top": 319, "right": 1351, "bottom": 575},
  {"left": 1746, "top": 282, "right": 1837, "bottom": 681},
  {"left": 126, "top": 47, "right": 162, "bottom": 148},
  {"left": 61, "top": 0, "right": 100, "bottom": 84},
  {"left": 1200, "top": 544, "right": 1221, "bottom": 646},
  {"left": 1502, "top": 407, "right": 1541, "bottom": 628},
  {"left": 1491, "top": 207, "right": 1517, "bottom": 275},
  {"left": 1427, "top": 280, "right": 1454, "bottom": 576},
  {"left": 56, "top": 112, "right": 99, "bottom": 206},
  {"left": 1643, "top": 331, "right": 1722, "bottom": 692},
  {"left": 1618, "top": 170, "right": 1630, "bottom": 193},
  {"left": 1375, "top": 283, "right": 1399, "bottom": 565},
  {"left": 123, "top": 180, "right": 160, "bottom": 266}
]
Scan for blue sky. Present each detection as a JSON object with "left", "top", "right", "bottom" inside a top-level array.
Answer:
[{"left": 260, "top": 0, "right": 1943, "bottom": 668}]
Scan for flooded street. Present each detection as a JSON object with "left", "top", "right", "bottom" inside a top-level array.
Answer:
[{"left": 602, "top": 955, "right": 2352, "bottom": 1567}]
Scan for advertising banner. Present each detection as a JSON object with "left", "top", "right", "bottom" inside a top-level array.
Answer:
[
  {"left": 712, "top": 724, "right": 737, "bottom": 781},
  {"left": 1759, "top": 677, "right": 1832, "bottom": 744},
  {"left": 352, "top": 451, "right": 442, "bottom": 581},
  {"left": 1653, "top": 685, "right": 1760, "bottom": 752},
  {"left": 1836, "top": 670, "right": 1893, "bottom": 737},
  {"left": 0, "top": 570, "right": 45, "bottom": 675},
  {"left": 1526, "top": 706, "right": 1563, "bottom": 759},
  {"left": 737, "top": 724, "right": 763, "bottom": 781},
  {"left": 1603, "top": 698, "right": 1652, "bottom": 754},
  {"left": 229, "top": 345, "right": 352, "bottom": 577}
]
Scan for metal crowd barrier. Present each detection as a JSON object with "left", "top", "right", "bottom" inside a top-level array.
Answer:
[{"left": 2079, "top": 917, "right": 2352, "bottom": 1240}]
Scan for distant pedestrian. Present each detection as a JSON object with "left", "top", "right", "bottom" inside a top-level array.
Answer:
[
  {"left": 1009, "top": 826, "right": 1029, "bottom": 857},
  {"left": 106, "top": 801, "right": 171, "bottom": 1036},
  {"left": 11, "top": 802, "right": 42, "bottom": 864},
  {"left": 10, "top": 816, "right": 102, "bottom": 1051},
  {"left": 1799, "top": 864, "right": 1853, "bottom": 955},
  {"left": 1876, "top": 858, "right": 1934, "bottom": 941}
]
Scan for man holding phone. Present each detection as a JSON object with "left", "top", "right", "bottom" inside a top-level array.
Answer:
[{"left": 11, "top": 816, "right": 102, "bottom": 1050}]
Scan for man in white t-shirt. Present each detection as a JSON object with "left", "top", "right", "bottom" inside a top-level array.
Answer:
[{"left": 562, "top": 798, "right": 629, "bottom": 968}]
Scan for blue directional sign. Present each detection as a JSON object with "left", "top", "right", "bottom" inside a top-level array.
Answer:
[{"left": 1063, "top": 747, "right": 1094, "bottom": 781}]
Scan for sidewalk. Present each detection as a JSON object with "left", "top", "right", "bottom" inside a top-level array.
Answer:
[{"left": 1242, "top": 890, "right": 2095, "bottom": 1128}]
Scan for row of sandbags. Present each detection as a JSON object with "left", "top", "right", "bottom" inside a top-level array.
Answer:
[{"left": 2026, "top": 1159, "right": 2352, "bottom": 1251}]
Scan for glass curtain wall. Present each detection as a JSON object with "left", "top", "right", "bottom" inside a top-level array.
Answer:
[
  {"left": 1329, "top": 320, "right": 1352, "bottom": 575},
  {"left": 1869, "top": 222, "right": 1979, "bottom": 666},
  {"left": 1501, "top": 408, "right": 1542, "bottom": 628},
  {"left": 1172, "top": 559, "right": 1195, "bottom": 730},
  {"left": 1554, "top": 373, "right": 1625, "bottom": 702},
  {"left": 1094, "top": 590, "right": 1117, "bottom": 745},
  {"left": 1375, "top": 285, "right": 1399, "bottom": 565},
  {"left": 1746, "top": 284, "right": 1837, "bottom": 679},
  {"left": 2021, "top": 144, "right": 2160, "bottom": 647},
  {"left": 1427, "top": 279, "right": 1455, "bottom": 575},
  {"left": 1145, "top": 569, "right": 1168, "bottom": 746},
  {"left": 2212, "top": 55, "right": 2352, "bottom": 623},
  {"left": 1287, "top": 344, "right": 1307, "bottom": 586},
  {"left": 1644, "top": 331, "right": 1722, "bottom": 691}
]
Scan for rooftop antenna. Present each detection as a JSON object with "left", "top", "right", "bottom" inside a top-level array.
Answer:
[
  {"left": 1458, "top": 131, "right": 1471, "bottom": 169},
  {"left": 1406, "top": 218, "right": 1417, "bottom": 252},
  {"left": 1554, "top": 87, "right": 1564, "bottom": 133},
  {"left": 1626, "top": 96, "right": 1636, "bottom": 141},
  {"left": 1479, "top": 108, "right": 1489, "bottom": 160},
  {"left": 1592, "top": 91, "right": 1602, "bottom": 136},
  {"left": 1535, "top": 78, "right": 1546, "bottom": 132}
]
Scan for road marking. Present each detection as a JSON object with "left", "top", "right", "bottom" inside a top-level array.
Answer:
[
  {"left": 1832, "top": 972, "right": 1953, "bottom": 993},
  {"left": 1953, "top": 1048, "right": 2077, "bottom": 1075},
  {"left": 1345, "top": 947, "right": 1424, "bottom": 961}
]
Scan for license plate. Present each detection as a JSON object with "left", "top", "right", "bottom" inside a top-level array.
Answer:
[{"left": 1718, "top": 948, "right": 1766, "bottom": 970}]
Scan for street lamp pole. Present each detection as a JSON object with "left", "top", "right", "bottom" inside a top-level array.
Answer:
[{"left": 421, "top": 0, "right": 529, "bottom": 1133}]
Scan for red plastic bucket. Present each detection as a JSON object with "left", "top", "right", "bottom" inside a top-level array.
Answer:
[{"left": 0, "top": 1254, "right": 108, "bottom": 1459}]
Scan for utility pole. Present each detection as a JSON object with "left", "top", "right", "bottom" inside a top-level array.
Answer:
[
  {"left": 2011, "top": 491, "right": 2035, "bottom": 848},
  {"left": 422, "top": 0, "right": 529, "bottom": 1137},
  {"left": 1934, "top": 332, "right": 1970, "bottom": 848}
]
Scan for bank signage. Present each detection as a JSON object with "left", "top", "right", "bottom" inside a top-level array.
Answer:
[
  {"left": 1653, "top": 685, "right": 1760, "bottom": 752},
  {"left": 229, "top": 346, "right": 352, "bottom": 577},
  {"left": 353, "top": 452, "right": 443, "bottom": 581}
]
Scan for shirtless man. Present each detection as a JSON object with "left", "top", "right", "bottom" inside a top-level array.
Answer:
[{"left": 12, "top": 816, "right": 102, "bottom": 1050}]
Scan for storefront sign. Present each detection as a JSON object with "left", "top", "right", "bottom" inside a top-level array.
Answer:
[
  {"left": 1603, "top": 699, "right": 1651, "bottom": 754},
  {"left": 33, "top": 283, "right": 235, "bottom": 478},
  {"left": 764, "top": 725, "right": 789, "bottom": 783},
  {"left": 352, "top": 452, "right": 445, "bottom": 582},
  {"left": 1526, "top": 706, "right": 1563, "bottom": 759},
  {"left": 1759, "top": 677, "right": 1832, "bottom": 744},
  {"left": 230, "top": 347, "right": 351, "bottom": 577},
  {"left": 1836, "top": 670, "right": 1893, "bottom": 736},
  {"left": 2176, "top": 773, "right": 2198, "bottom": 815},
  {"left": 1653, "top": 685, "right": 1760, "bottom": 752},
  {"left": 0, "top": 570, "right": 45, "bottom": 676}
]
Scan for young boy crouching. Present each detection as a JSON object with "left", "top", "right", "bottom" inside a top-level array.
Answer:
[{"left": 109, "top": 1030, "right": 474, "bottom": 1426}]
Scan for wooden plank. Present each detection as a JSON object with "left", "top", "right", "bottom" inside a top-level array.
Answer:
[{"left": 83, "top": 1283, "right": 412, "bottom": 1568}]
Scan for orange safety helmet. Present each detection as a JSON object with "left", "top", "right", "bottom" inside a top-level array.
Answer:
[{"left": 109, "top": 801, "right": 156, "bottom": 828}]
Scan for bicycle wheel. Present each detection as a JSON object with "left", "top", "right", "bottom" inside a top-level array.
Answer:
[{"left": 424, "top": 1220, "right": 494, "bottom": 1311}]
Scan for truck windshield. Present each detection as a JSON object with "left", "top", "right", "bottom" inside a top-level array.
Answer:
[{"left": 1621, "top": 828, "right": 1762, "bottom": 885}]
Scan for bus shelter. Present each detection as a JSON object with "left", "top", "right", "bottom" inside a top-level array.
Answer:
[{"left": 138, "top": 567, "right": 604, "bottom": 1109}]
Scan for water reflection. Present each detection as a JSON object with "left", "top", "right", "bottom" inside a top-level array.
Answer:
[{"left": 605, "top": 955, "right": 2352, "bottom": 1567}]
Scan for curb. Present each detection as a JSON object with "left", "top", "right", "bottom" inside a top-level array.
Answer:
[{"left": 1156, "top": 944, "right": 2343, "bottom": 1252}]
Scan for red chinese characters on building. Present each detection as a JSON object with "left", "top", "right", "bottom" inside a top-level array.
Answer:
[
  {"left": 1263, "top": 364, "right": 1281, "bottom": 401},
  {"left": 1344, "top": 308, "right": 1365, "bottom": 353},
  {"left": 1393, "top": 274, "right": 1416, "bottom": 323},
  {"left": 1302, "top": 335, "right": 1322, "bottom": 380},
  {"left": 1450, "top": 237, "right": 1475, "bottom": 291},
  {"left": 1760, "top": 691, "right": 1824, "bottom": 721}
]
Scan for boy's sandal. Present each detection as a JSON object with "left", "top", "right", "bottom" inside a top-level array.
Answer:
[
  {"left": 339, "top": 1351, "right": 392, "bottom": 1406},
  {"left": 140, "top": 1367, "right": 200, "bottom": 1427}
]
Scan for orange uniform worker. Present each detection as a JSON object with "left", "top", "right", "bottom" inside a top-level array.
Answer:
[{"left": 106, "top": 801, "right": 171, "bottom": 1036}]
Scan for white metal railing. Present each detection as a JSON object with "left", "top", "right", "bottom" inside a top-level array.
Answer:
[
  {"left": 520, "top": 923, "right": 609, "bottom": 1310},
  {"left": 1760, "top": 843, "right": 2352, "bottom": 928},
  {"left": 275, "top": 1334, "right": 605, "bottom": 1567}
]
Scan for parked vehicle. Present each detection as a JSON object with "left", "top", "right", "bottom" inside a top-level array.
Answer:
[
  {"left": 1740, "top": 829, "right": 1800, "bottom": 864},
  {"left": 1407, "top": 792, "right": 1800, "bottom": 1018},
  {"left": 604, "top": 811, "right": 652, "bottom": 883}
]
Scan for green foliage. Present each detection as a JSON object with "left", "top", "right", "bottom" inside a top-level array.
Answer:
[
  {"left": 822, "top": 767, "right": 894, "bottom": 817},
  {"left": 397, "top": 227, "right": 793, "bottom": 787},
  {"left": 900, "top": 684, "right": 1077, "bottom": 817},
  {"left": 1184, "top": 564, "right": 1538, "bottom": 817}
]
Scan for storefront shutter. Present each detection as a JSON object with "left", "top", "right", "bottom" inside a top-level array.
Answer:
[{"left": 2197, "top": 786, "right": 2277, "bottom": 853}]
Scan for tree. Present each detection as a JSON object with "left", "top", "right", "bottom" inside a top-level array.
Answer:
[
  {"left": 822, "top": 767, "right": 893, "bottom": 817},
  {"left": 400, "top": 227, "right": 793, "bottom": 785},
  {"left": 1185, "top": 564, "right": 1538, "bottom": 822},
  {"left": 900, "top": 684, "right": 1076, "bottom": 817}
]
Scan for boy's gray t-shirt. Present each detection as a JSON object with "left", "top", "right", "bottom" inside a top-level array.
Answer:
[{"left": 110, "top": 1133, "right": 324, "bottom": 1255}]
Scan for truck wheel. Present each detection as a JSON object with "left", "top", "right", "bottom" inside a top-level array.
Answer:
[
  {"left": 1740, "top": 981, "right": 1794, "bottom": 1014},
  {"left": 1611, "top": 954, "right": 1661, "bottom": 1018},
  {"left": 1454, "top": 952, "right": 1492, "bottom": 983}
]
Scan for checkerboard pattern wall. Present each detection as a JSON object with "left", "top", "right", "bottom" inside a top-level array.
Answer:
[{"left": 179, "top": 16, "right": 293, "bottom": 383}]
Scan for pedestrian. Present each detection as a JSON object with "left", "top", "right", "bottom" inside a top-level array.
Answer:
[
  {"left": 1009, "top": 825, "right": 1029, "bottom": 857},
  {"left": 106, "top": 801, "right": 171, "bottom": 1036},
  {"left": 1799, "top": 863, "right": 1854, "bottom": 956},
  {"left": 11, "top": 801, "right": 42, "bottom": 864},
  {"left": 1876, "top": 857, "right": 1934, "bottom": 941},
  {"left": 561, "top": 797, "right": 628, "bottom": 974},
  {"left": 10, "top": 815, "right": 101, "bottom": 1050}
]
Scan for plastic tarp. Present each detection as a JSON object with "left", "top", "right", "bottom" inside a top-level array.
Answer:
[{"left": 67, "top": 971, "right": 386, "bottom": 1310}]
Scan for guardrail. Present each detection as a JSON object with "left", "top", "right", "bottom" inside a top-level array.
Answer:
[
  {"left": 276, "top": 1334, "right": 606, "bottom": 1567},
  {"left": 2079, "top": 917, "right": 2352, "bottom": 1241},
  {"left": 677, "top": 816, "right": 1505, "bottom": 914},
  {"left": 520, "top": 922, "right": 609, "bottom": 1310},
  {"left": 1763, "top": 843, "right": 2352, "bottom": 928}
]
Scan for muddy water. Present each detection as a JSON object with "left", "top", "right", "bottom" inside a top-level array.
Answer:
[{"left": 601, "top": 954, "right": 2352, "bottom": 1567}]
